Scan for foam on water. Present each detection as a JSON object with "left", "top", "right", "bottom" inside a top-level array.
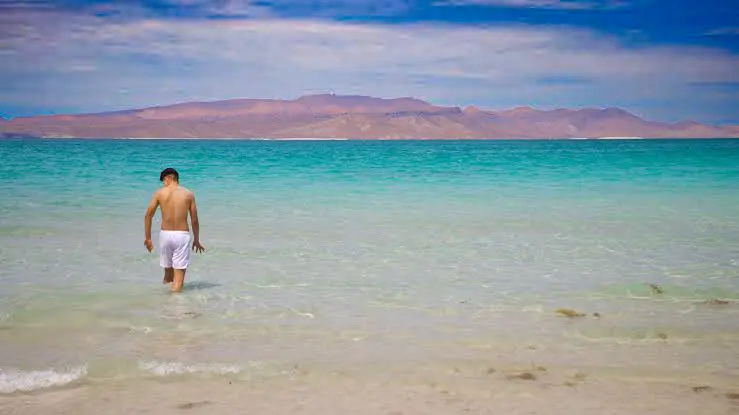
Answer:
[
  {"left": 138, "top": 361, "right": 246, "bottom": 376},
  {"left": 0, "top": 366, "right": 87, "bottom": 394}
]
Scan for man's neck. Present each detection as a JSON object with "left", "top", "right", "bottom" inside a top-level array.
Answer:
[{"left": 164, "top": 182, "right": 179, "bottom": 189}]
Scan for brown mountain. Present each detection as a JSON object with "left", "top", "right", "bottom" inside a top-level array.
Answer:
[{"left": 1, "top": 94, "right": 737, "bottom": 139}]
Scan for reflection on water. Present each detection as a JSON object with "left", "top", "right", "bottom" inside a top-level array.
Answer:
[{"left": 180, "top": 281, "right": 221, "bottom": 291}]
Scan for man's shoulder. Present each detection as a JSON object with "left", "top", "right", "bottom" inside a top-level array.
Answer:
[{"left": 178, "top": 186, "right": 195, "bottom": 198}]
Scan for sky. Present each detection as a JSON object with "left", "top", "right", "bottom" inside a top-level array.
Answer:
[{"left": 1, "top": 0, "right": 738, "bottom": 124}]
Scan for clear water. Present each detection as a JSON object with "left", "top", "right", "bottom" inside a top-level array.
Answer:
[{"left": 1, "top": 138, "right": 738, "bottom": 393}]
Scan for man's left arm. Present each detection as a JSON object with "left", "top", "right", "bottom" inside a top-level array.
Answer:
[
  {"left": 144, "top": 192, "right": 159, "bottom": 252},
  {"left": 189, "top": 193, "right": 206, "bottom": 253}
]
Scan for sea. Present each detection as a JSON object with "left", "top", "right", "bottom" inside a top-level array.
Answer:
[{"left": 0, "top": 138, "right": 738, "bottom": 403}]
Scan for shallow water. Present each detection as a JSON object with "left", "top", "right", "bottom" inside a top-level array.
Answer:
[{"left": 1, "top": 138, "right": 738, "bottom": 393}]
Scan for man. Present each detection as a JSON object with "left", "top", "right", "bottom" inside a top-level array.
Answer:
[{"left": 144, "top": 168, "right": 205, "bottom": 292}]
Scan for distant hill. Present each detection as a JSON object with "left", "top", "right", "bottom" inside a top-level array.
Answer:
[{"left": 1, "top": 94, "right": 737, "bottom": 139}]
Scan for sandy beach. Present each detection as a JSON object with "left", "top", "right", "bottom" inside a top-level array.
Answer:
[{"left": 3, "top": 358, "right": 739, "bottom": 415}]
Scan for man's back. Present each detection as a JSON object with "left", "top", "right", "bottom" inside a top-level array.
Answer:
[{"left": 157, "top": 185, "right": 193, "bottom": 231}]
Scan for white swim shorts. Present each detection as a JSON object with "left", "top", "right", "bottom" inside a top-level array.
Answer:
[{"left": 159, "top": 230, "right": 192, "bottom": 269}]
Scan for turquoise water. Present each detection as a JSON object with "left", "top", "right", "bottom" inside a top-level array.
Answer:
[{"left": 1, "top": 138, "right": 738, "bottom": 392}]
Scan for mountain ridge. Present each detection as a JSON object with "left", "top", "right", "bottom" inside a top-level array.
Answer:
[{"left": 2, "top": 94, "right": 737, "bottom": 139}]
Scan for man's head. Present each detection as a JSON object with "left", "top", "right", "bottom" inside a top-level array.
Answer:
[{"left": 159, "top": 167, "right": 179, "bottom": 184}]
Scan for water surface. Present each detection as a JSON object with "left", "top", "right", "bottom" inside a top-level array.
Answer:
[{"left": 1, "top": 138, "right": 738, "bottom": 393}]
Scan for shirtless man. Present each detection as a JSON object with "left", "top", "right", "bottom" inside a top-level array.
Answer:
[{"left": 144, "top": 168, "right": 206, "bottom": 292}]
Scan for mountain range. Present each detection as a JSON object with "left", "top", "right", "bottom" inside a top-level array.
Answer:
[{"left": 2, "top": 94, "right": 737, "bottom": 139}]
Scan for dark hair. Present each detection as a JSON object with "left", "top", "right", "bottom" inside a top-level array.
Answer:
[{"left": 159, "top": 167, "right": 179, "bottom": 182}]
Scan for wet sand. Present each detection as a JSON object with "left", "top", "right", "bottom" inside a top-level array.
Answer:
[{"left": 3, "top": 360, "right": 738, "bottom": 415}]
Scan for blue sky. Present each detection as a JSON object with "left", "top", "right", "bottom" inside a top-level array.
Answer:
[{"left": 1, "top": 0, "right": 738, "bottom": 124}]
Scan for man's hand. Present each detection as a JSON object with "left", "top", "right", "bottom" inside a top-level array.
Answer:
[
  {"left": 192, "top": 240, "right": 206, "bottom": 254},
  {"left": 144, "top": 239, "right": 154, "bottom": 253}
]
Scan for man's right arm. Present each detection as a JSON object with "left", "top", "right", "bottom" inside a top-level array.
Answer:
[{"left": 144, "top": 191, "right": 159, "bottom": 252}]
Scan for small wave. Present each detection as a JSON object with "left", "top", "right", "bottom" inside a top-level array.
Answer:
[
  {"left": 592, "top": 283, "right": 739, "bottom": 302},
  {"left": 0, "top": 366, "right": 87, "bottom": 394},
  {"left": 138, "top": 361, "right": 242, "bottom": 377},
  {"left": 128, "top": 325, "right": 153, "bottom": 334},
  {"left": 570, "top": 327, "right": 695, "bottom": 345}
]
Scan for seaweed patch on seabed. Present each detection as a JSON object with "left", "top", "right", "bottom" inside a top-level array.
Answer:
[
  {"left": 563, "top": 371, "right": 587, "bottom": 387},
  {"left": 504, "top": 365, "right": 547, "bottom": 381},
  {"left": 555, "top": 308, "right": 587, "bottom": 318},
  {"left": 691, "top": 385, "right": 712, "bottom": 393},
  {"left": 646, "top": 283, "right": 664, "bottom": 295},
  {"left": 700, "top": 298, "right": 731, "bottom": 306},
  {"left": 176, "top": 401, "right": 213, "bottom": 410},
  {"left": 505, "top": 371, "right": 537, "bottom": 381}
]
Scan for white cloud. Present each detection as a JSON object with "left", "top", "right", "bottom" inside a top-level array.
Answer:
[
  {"left": 1, "top": 11, "right": 738, "bottom": 123},
  {"left": 0, "top": 0, "right": 412, "bottom": 17},
  {"left": 151, "top": 0, "right": 274, "bottom": 16},
  {"left": 706, "top": 27, "right": 739, "bottom": 36},
  {"left": 434, "top": 0, "right": 626, "bottom": 10}
]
